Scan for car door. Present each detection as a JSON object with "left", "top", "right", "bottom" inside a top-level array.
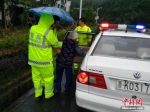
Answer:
[{"left": 62, "top": 30, "right": 96, "bottom": 63}]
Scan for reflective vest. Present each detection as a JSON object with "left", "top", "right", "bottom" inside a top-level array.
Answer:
[
  {"left": 75, "top": 25, "right": 92, "bottom": 46},
  {"left": 52, "top": 28, "right": 62, "bottom": 58},
  {"left": 28, "top": 13, "right": 61, "bottom": 67}
]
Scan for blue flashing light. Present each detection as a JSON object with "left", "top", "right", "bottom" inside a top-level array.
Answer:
[
  {"left": 136, "top": 25, "right": 145, "bottom": 29},
  {"left": 126, "top": 24, "right": 146, "bottom": 33}
]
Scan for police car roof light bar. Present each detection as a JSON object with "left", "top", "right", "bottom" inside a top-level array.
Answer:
[
  {"left": 100, "top": 23, "right": 146, "bottom": 33},
  {"left": 100, "top": 23, "right": 127, "bottom": 31}
]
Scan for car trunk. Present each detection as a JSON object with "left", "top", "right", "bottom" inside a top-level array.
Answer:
[{"left": 86, "top": 56, "right": 150, "bottom": 106}]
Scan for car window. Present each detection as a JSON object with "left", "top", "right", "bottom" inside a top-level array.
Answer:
[
  {"left": 63, "top": 31, "right": 96, "bottom": 47},
  {"left": 92, "top": 36, "right": 150, "bottom": 60}
]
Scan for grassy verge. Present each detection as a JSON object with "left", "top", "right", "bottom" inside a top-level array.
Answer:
[{"left": 0, "top": 29, "right": 67, "bottom": 52}]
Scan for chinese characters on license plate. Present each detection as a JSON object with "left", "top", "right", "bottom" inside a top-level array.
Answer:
[{"left": 117, "top": 80, "right": 150, "bottom": 94}]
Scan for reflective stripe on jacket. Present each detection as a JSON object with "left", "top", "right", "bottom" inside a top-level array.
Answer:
[
  {"left": 52, "top": 28, "right": 62, "bottom": 57},
  {"left": 28, "top": 13, "right": 61, "bottom": 67}
]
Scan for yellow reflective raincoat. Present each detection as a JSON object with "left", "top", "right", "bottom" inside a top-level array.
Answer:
[
  {"left": 28, "top": 13, "right": 62, "bottom": 67},
  {"left": 28, "top": 13, "right": 61, "bottom": 99},
  {"left": 75, "top": 25, "right": 91, "bottom": 46}
]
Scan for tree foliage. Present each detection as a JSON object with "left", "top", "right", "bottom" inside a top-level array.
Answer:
[
  {"left": 83, "top": 0, "right": 95, "bottom": 8},
  {"left": 82, "top": 6, "right": 96, "bottom": 23},
  {"left": 99, "top": 0, "right": 150, "bottom": 27},
  {"left": 70, "top": 6, "right": 96, "bottom": 24},
  {"left": 3, "top": 0, "right": 57, "bottom": 6},
  {"left": 70, "top": 1, "right": 97, "bottom": 24}
]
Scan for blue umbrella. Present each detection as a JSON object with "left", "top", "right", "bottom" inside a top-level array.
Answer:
[{"left": 29, "top": 6, "right": 74, "bottom": 23}]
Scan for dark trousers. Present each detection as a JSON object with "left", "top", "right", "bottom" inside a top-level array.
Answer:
[{"left": 56, "top": 64, "right": 73, "bottom": 90}]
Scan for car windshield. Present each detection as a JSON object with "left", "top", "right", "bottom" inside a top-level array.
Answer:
[{"left": 92, "top": 36, "right": 150, "bottom": 60}]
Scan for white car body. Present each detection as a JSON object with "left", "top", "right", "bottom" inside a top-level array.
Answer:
[{"left": 76, "top": 31, "right": 150, "bottom": 112}]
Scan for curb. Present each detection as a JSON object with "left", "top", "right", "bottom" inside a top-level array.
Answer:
[{"left": 0, "top": 69, "right": 33, "bottom": 112}]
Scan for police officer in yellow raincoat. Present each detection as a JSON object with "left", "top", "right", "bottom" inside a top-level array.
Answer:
[
  {"left": 74, "top": 18, "right": 91, "bottom": 70},
  {"left": 75, "top": 18, "right": 92, "bottom": 45},
  {"left": 28, "top": 13, "right": 62, "bottom": 100}
]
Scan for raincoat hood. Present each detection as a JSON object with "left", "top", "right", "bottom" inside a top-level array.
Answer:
[{"left": 38, "top": 13, "right": 54, "bottom": 28}]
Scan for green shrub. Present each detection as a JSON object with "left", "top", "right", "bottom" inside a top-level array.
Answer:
[{"left": 0, "top": 34, "right": 29, "bottom": 51}]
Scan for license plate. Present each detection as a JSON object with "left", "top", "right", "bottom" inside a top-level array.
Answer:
[{"left": 116, "top": 80, "right": 150, "bottom": 94}]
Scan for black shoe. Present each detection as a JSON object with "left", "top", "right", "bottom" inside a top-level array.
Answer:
[
  {"left": 45, "top": 95, "right": 55, "bottom": 100},
  {"left": 62, "top": 89, "right": 70, "bottom": 94},
  {"left": 55, "top": 90, "right": 61, "bottom": 94},
  {"left": 35, "top": 95, "right": 42, "bottom": 101}
]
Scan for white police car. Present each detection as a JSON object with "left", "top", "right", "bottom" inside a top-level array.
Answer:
[{"left": 76, "top": 23, "right": 150, "bottom": 112}]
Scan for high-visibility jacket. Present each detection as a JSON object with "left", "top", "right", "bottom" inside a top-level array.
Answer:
[
  {"left": 75, "top": 25, "right": 92, "bottom": 46},
  {"left": 52, "top": 28, "right": 62, "bottom": 58},
  {"left": 28, "top": 13, "right": 62, "bottom": 67},
  {"left": 52, "top": 28, "right": 62, "bottom": 74}
]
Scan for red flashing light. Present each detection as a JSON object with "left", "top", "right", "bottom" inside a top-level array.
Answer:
[
  {"left": 101, "top": 23, "right": 109, "bottom": 27},
  {"left": 100, "top": 23, "right": 118, "bottom": 31},
  {"left": 100, "top": 23, "right": 109, "bottom": 30}
]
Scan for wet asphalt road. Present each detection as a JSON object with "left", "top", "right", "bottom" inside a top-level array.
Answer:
[{"left": 3, "top": 71, "right": 93, "bottom": 112}]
